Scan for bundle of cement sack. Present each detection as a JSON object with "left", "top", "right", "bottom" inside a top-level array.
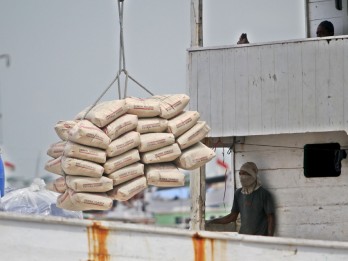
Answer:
[{"left": 45, "top": 94, "right": 215, "bottom": 211}]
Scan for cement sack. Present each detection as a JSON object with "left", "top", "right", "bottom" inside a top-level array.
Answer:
[
  {"left": 107, "top": 162, "right": 144, "bottom": 186},
  {"left": 138, "top": 133, "right": 175, "bottom": 152},
  {"left": 47, "top": 141, "right": 66, "bottom": 158},
  {"left": 68, "top": 189, "right": 113, "bottom": 211},
  {"left": 64, "top": 141, "right": 106, "bottom": 164},
  {"left": 68, "top": 120, "right": 111, "bottom": 149},
  {"left": 107, "top": 131, "right": 140, "bottom": 158},
  {"left": 65, "top": 175, "right": 113, "bottom": 193},
  {"left": 54, "top": 120, "right": 78, "bottom": 141},
  {"left": 175, "top": 142, "right": 216, "bottom": 170},
  {"left": 104, "top": 149, "right": 140, "bottom": 174},
  {"left": 141, "top": 143, "right": 181, "bottom": 164},
  {"left": 46, "top": 176, "right": 67, "bottom": 193},
  {"left": 176, "top": 121, "right": 211, "bottom": 150},
  {"left": 75, "top": 100, "right": 128, "bottom": 128},
  {"left": 107, "top": 176, "right": 147, "bottom": 201},
  {"left": 103, "top": 114, "right": 138, "bottom": 141},
  {"left": 57, "top": 190, "right": 85, "bottom": 211},
  {"left": 136, "top": 117, "right": 168, "bottom": 134},
  {"left": 167, "top": 111, "right": 200, "bottom": 137},
  {"left": 61, "top": 157, "right": 104, "bottom": 178},
  {"left": 125, "top": 97, "right": 161, "bottom": 118},
  {"left": 150, "top": 94, "right": 190, "bottom": 119},
  {"left": 146, "top": 163, "right": 185, "bottom": 187},
  {"left": 44, "top": 156, "right": 64, "bottom": 176}
]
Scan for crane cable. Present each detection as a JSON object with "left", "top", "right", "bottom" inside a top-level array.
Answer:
[{"left": 83, "top": 0, "right": 154, "bottom": 119}]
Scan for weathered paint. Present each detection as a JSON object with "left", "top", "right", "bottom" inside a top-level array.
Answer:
[
  {"left": 87, "top": 222, "right": 110, "bottom": 261},
  {"left": 1, "top": 212, "right": 348, "bottom": 260}
]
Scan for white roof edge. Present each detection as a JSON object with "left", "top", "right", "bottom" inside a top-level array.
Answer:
[{"left": 187, "top": 35, "right": 348, "bottom": 52}]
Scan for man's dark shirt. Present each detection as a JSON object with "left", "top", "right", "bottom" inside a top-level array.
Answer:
[{"left": 231, "top": 187, "right": 274, "bottom": 235}]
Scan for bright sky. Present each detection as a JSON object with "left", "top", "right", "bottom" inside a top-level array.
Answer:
[{"left": 0, "top": 0, "right": 305, "bottom": 185}]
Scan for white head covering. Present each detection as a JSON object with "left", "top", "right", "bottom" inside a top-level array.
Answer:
[{"left": 240, "top": 162, "right": 261, "bottom": 194}]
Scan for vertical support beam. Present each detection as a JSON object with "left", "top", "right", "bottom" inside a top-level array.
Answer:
[
  {"left": 304, "top": 0, "right": 310, "bottom": 38},
  {"left": 190, "top": 0, "right": 203, "bottom": 47},
  {"left": 189, "top": 0, "right": 204, "bottom": 231},
  {"left": 190, "top": 167, "right": 206, "bottom": 230},
  {"left": 188, "top": 0, "right": 205, "bottom": 230}
]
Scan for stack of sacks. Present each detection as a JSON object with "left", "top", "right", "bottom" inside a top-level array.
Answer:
[{"left": 44, "top": 94, "right": 215, "bottom": 211}]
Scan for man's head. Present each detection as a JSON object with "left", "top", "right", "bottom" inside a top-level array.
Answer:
[
  {"left": 316, "top": 21, "right": 334, "bottom": 37},
  {"left": 239, "top": 162, "right": 258, "bottom": 187}
]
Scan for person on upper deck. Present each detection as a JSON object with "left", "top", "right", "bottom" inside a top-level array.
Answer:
[
  {"left": 207, "top": 162, "right": 275, "bottom": 236},
  {"left": 316, "top": 20, "right": 334, "bottom": 37},
  {"left": 237, "top": 33, "right": 249, "bottom": 44}
]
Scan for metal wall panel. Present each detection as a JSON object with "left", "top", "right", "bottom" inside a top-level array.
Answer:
[
  {"left": 1, "top": 212, "right": 348, "bottom": 260},
  {"left": 188, "top": 36, "right": 348, "bottom": 137}
]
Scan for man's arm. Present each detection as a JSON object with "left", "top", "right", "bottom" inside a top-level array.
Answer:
[
  {"left": 206, "top": 212, "right": 238, "bottom": 225},
  {"left": 267, "top": 213, "right": 275, "bottom": 236}
]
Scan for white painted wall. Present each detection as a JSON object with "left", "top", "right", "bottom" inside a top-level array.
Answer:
[
  {"left": 188, "top": 36, "right": 348, "bottom": 137},
  {"left": 233, "top": 131, "right": 348, "bottom": 241},
  {"left": 1, "top": 212, "right": 348, "bottom": 260}
]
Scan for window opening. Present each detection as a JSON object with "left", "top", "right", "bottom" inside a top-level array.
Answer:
[{"left": 304, "top": 143, "right": 346, "bottom": 178}]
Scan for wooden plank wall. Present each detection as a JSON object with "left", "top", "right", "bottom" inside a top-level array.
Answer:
[
  {"left": 233, "top": 131, "right": 348, "bottom": 241},
  {"left": 188, "top": 37, "right": 348, "bottom": 137}
]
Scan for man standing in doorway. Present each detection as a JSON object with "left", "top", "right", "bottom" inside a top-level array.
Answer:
[{"left": 207, "top": 162, "right": 275, "bottom": 236}]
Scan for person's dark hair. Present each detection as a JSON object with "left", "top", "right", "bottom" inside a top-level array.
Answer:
[{"left": 318, "top": 20, "right": 334, "bottom": 36}]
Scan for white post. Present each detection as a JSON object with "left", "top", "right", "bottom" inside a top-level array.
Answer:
[
  {"left": 189, "top": 0, "right": 204, "bottom": 231},
  {"left": 190, "top": 0, "right": 203, "bottom": 47}
]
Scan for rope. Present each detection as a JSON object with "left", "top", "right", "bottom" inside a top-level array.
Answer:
[
  {"left": 116, "top": 0, "right": 153, "bottom": 99},
  {"left": 82, "top": 73, "right": 120, "bottom": 119},
  {"left": 117, "top": 0, "right": 126, "bottom": 99},
  {"left": 82, "top": 0, "right": 154, "bottom": 119},
  {"left": 128, "top": 74, "right": 154, "bottom": 96}
]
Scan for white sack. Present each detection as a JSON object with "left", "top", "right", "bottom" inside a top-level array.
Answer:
[
  {"left": 107, "top": 176, "right": 147, "bottom": 201},
  {"left": 75, "top": 100, "right": 128, "bottom": 128},
  {"left": 54, "top": 120, "right": 78, "bottom": 141},
  {"left": 176, "top": 121, "right": 211, "bottom": 150},
  {"left": 150, "top": 94, "right": 190, "bottom": 119},
  {"left": 107, "top": 131, "right": 140, "bottom": 157},
  {"left": 64, "top": 141, "right": 106, "bottom": 164},
  {"left": 68, "top": 120, "right": 110, "bottom": 149},
  {"left": 107, "top": 162, "right": 144, "bottom": 186},
  {"left": 57, "top": 190, "right": 85, "bottom": 211},
  {"left": 61, "top": 157, "right": 104, "bottom": 178},
  {"left": 141, "top": 143, "right": 181, "bottom": 164},
  {"left": 65, "top": 175, "right": 113, "bottom": 193},
  {"left": 138, "top": 133, "right": 175, "bottom": 152},
  {"left": 125, "top": 97, "right": 161, "bottom": 118},
  {"left": 46, "top": 176, "right": 67, "bottom": 193},
  {"left": 104, "top": 149, "right": 140, "bottom": 174},
  {"left": 136, "top": 118, "right": 168, "bottom": 134},
  {"left": 167, "top": 111, "right": 200, "bottom": 137},
  {"left": 47, "top": 141, "right": 66, "bottom": 158},
  {"left": 69, "top": 189, "right": 113, "bottom": 211},
  {"left": 44, "top": 156, "right": 64, "bottom": 176},
  {"left": 175, "top": 142, "right": 216, "bottom": 170},
  {"left": 103, "top": 114, "right": 138, "bottom": 141},
  {"left": 146, "top": 163, "right": 185, "bottom": 187}
]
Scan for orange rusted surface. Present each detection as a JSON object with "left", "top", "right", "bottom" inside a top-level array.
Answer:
[
  {"left": 192, "top": 233, "right": 205, "bottom": 261},
  {"left": 87, "top": 221, "right": 110, "bottom": 261}
]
